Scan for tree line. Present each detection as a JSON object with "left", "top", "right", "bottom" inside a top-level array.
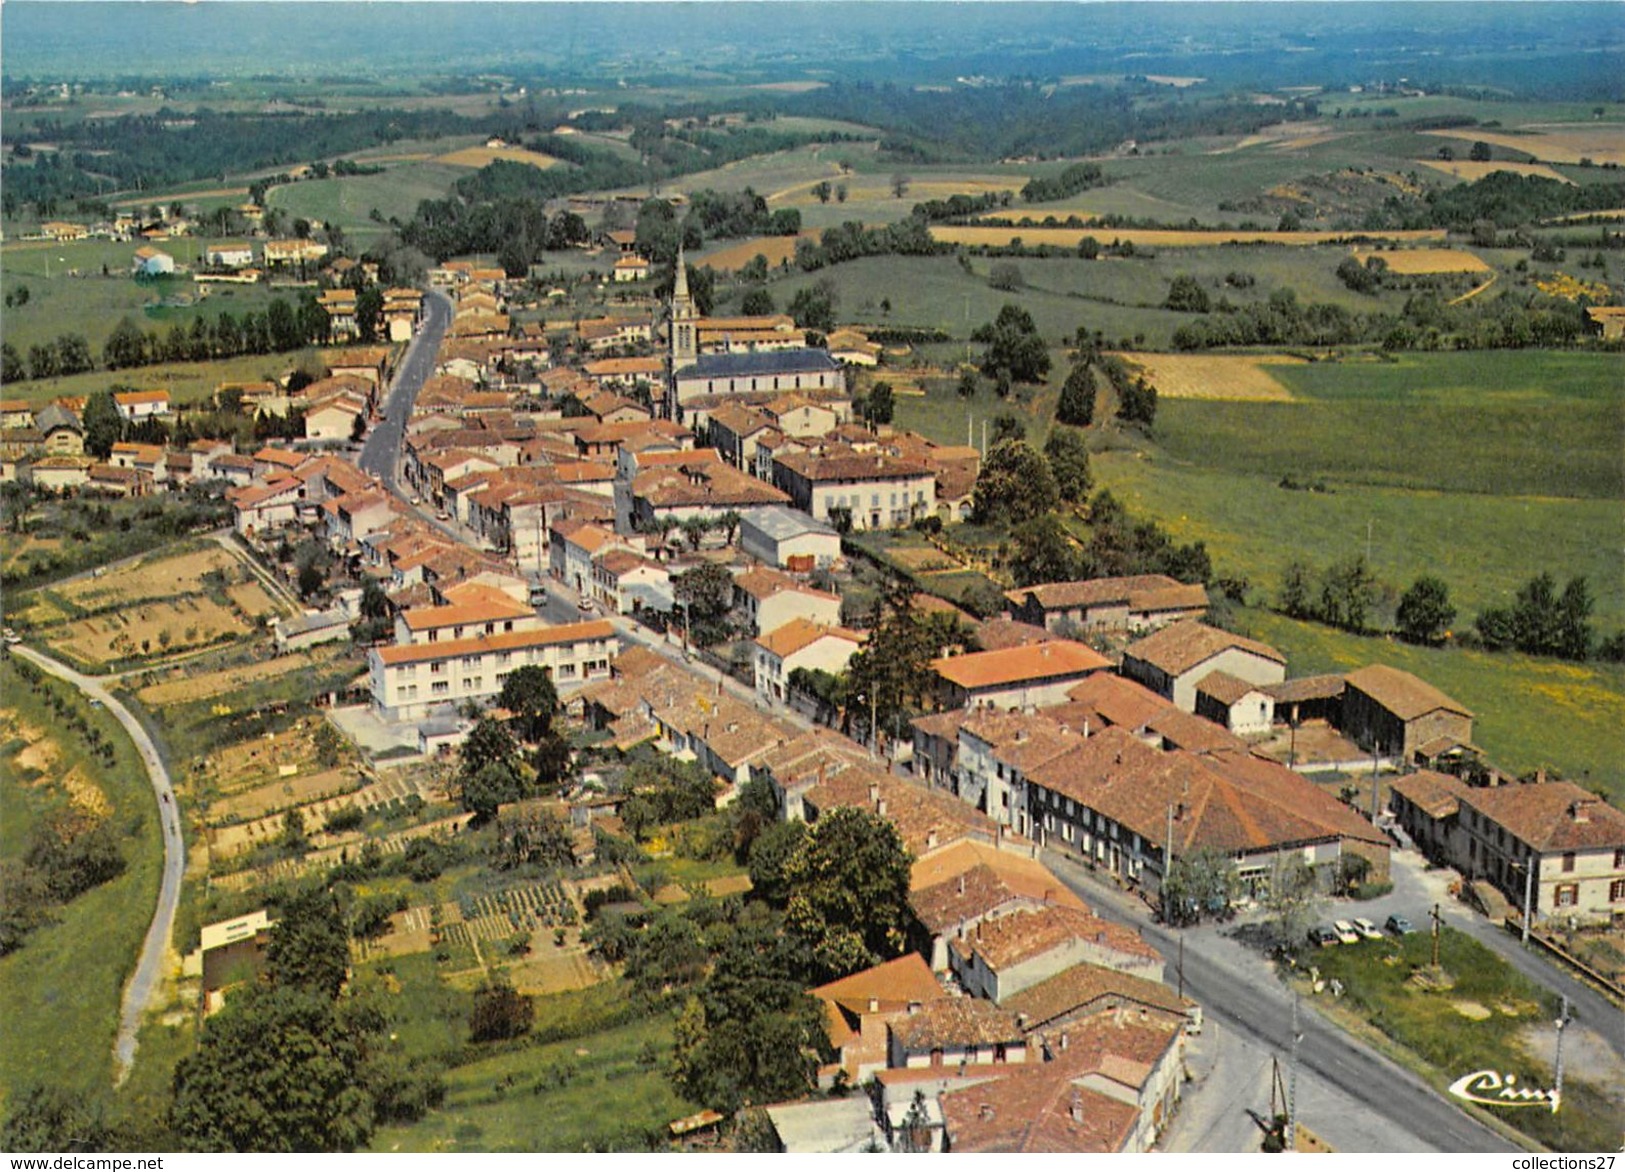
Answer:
[{"left": 1279, "top": 559, "right": 1621, "bottom": 662}]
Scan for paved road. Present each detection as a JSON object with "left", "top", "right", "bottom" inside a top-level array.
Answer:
[
  {"left": 13, "top": 644, "right": 185, "bottom": 1087},
  {"left": 1041, "top": 851, "right": 1514, "bottom": 1153},
  {"left": 359, "top": 287, "right": 452, "bottom": 487}
]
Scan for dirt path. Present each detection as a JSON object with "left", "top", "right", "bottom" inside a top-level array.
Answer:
[
  {"left": 1448, "top": 272, "right": 1498, "bottom": 306},
  {"left": 13, "top": 644, "right": 185, "bottom": 1087}
]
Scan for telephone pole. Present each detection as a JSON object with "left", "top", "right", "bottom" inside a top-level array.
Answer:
[{"left": 1286, "top": 993, "right": 1302, "bottom": 1152}]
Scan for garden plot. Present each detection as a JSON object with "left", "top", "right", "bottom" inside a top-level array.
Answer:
[
  {"left": 50, "top": 595, "right": 250, "bottom": 667},
  {"left": 200, "top": 719, "right": 342, "bottom": 796},
  {"left": 225, "top": 579, "right": 281, "bottom": 620},
  {"left": 135, "top": 646, "right": 343, "bottom": 707},
  {"left": 207, "top": 767, "right": 361, "bottom": 825}
]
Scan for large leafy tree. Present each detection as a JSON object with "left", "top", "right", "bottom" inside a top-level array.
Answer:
[
  {"left": 782, "top": 807, "right": 915, "bottom": 981},
  {"left": 81, "top": 389, "right": 124, "bottom": 460},
  {"left": 1043, "top": 426, "right": 1093, "bottom": 504},
  {"left": 973, "top": 303, "right": 1050, "bottom": 384},
  {"left": 498, "top": 665, "right": 559, "bottom": 743},
  {"left": 840, "top": 581, "right": 962, "bottom": 750},
  {"left": 1395, "top": 575, "right": 1456, "bottom": 645},
  {"left": 671, "top": 918, "right": 826, "bottom": 1112},
  {"left": 1055, "top": 362, "right": 1096, "bottom": 426},
  {"left": 1008, "top": 513, "right": 1079, "bottom": 588},
  {"left": 970, "top": 439, "right": 1059, "bottom": 526},
  {"left": 673, "top": 562, "right": 735, "bottom": 648},
  {"left": 266, "top": 885, "right": 350, "bottom": 999},
  {"left": 169, "top": 985, "right": 374, "bottom": 1152}
]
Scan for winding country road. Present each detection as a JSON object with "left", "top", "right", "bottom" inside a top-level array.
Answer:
[{"left": 12, "top": 644, "right": 184, "bottom": 1086}]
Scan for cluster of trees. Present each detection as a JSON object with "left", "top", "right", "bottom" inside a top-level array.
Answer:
[
  {"left": 790, "top": 80, "right": 1302, "bottom": 164},
  {"left": 685, "top": 187, "right": 801, "bottom": 242},
  {"left": 671, "top": 561, "right": 738, "bottom": 648},
  {"left": 452, "top": 667, "right": 574, "bottom": 823},
  {"left": 839, "top": 581, "right": 971, "bottom": 750},
  {"left": 168, "top": 885, "right": 444, "bottom": 1151},
  {"left": 790, "top": 216, "right": 942, "bottom": 271},
  {"left": 1474, "top": 573, "right": 1597, "bottom": 660},
  {"left": 1021, "top": 161, "right": 1107, "bottom": 204},
  {"left": 1336, "top": 254, "right": 1388, "bottom": 295},
  {"left": 1280, "top": 561, "right": 1616, "bottom": 662},
  {"left": 0, "top": 805, "right": 126, "bottom": 955},
  {"left": 400, "top": 182, "right": 590, "bottom": 273},
  {"left": 973, "top": 303, "right": 1051, "bottom": 388},
  {"left": 910, "top": 190, "right": 1012, "bottom": 221},
  {"left": 100, "top": 295, "right": 335, "bottom": 373},
  {"left": 618, "top": 757, "right": 721, "bottom": 841},
  {"left": 3, "top": 105, "right": 478, "bottom": 212},
  {"left": 1279, "top": 556, "right": 1382, "bottom": 634},
  {"left": 997, "top": 483, "right": 1214, "bottom": 592},
  {"left": 5, "top": 333, "right": 94, "bottom": 382}
]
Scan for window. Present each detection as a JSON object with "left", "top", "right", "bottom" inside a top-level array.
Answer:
[
  {"left": 1611, "top": 879, "right": 1625, "bottom": 902},
  {"left": 1562, "top": 852, "right": 1576, "bottom": 873},
  {"left": 461, "top": 678, "right": 474, "bottom": 691},
  {"left": 1616, "top": 849, "right": 1625, "bottom": 869},
  {"left": 1555, "top": 885, "right": 1578, "bottom": 908},
  {"left": 431, "top": 681, "right": 449, "bottom": 695},
  {"left": 430, "top": 661, "right": 444, "bottom": 675}
]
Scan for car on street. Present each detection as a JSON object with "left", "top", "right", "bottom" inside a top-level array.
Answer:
[
  {"left": 1385, "top": 913, "right": 1417, "bottom": 935},
  {"left": 1351, "top": 917, "right": 1384, "bottom": 941},
  {"left": 1309, "top": 925, "right": 1340, "bottom": 948},
  {"left": 1331, "top": 920, "right": 1362, "bottom": 944}
]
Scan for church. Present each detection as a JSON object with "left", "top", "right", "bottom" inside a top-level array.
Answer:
[{"left": 665, "top": 248, "right": 845, "bottom": 421}]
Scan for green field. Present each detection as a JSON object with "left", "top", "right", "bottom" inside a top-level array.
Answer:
[
  {"left": 1243, "top": 611, "right": 1624, "bottom": 804},
  {"left": 1148, "top": 353, "right": 1624, "bottom": 500},
  {"left": 371, "top": 1012, "right": 696, "bottom": 1152},
  {"left": 0, "top": 350, "right": 314, "bottom": 411},
  {"left": 266, "top": 160, "right": 468, "bottom": 245},
  {"left": 1098, "top": 453, "right": 1625, "bottom": 628},
  {"left": 0, "top": 659, "right": 165, "bottom": 1113},
  {"left": 1308, "top": 926, "right": 1618, "bottom": 1153}
]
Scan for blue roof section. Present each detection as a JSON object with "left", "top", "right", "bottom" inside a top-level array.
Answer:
[{"left": 675, "top": 348, "right": 840, "bottom": 379}]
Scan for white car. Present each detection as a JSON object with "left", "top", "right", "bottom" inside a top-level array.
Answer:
[
  {"left": 1351, "top": 917, "right": 1384, "bottom": 941},
  {"left": 1332, "top": 920, "right": 1362, "bottom": 945}
]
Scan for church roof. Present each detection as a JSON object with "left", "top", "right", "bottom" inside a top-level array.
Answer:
[{"left": 675, "top": 349, "right": 841, "bottom": 380}]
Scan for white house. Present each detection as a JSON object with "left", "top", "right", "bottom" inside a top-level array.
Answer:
[
  {"left": 733, "top": 565, "right": 842, "bottom": 637},
  {"left": 1121, "top": 621, "right": 1286, "bottom": 713},
  {"left": 754, "top": 619, "right": 865, "bottom": 704},
  {"left": 113, "top": 389, "right": 171, "bottom": 421}
]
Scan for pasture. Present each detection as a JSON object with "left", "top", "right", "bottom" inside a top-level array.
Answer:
[
  {"left": 1097, "top": 451, "right": 1625, "bottom": 628},
  {"left": 932, "top": 225, "right": 1449, "bottom": 249},
  {"left": 265, "top": 161, "right": 467, "bottom": 242},
  {"left": 1152, "top": 351, "right": 1624, "bottom": 501},
  {"left": 0, "top": 660, "right": 164, "bottom": 1112},
  {"left": 0, "top": 349, "right": 306, "bottom": 411}
]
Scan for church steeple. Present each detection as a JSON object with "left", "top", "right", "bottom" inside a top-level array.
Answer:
[{"left": 670, "top": 243, "right": 697, "bottom": 369}]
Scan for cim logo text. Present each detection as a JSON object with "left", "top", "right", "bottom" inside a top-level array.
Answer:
[{"left": 1447, "top": 1070, "right": 1561, "bottom": 1113}]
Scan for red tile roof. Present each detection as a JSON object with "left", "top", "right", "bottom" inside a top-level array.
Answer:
[
  {"left": 1124, "top": 620, "right": 1284, "bottom": 676},
  {"left": 931, "top": 641, "right": 1109, "bottom": 691}
]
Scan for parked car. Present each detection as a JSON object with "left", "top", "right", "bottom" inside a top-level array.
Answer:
[
  {"left": 1351, "top": 917, "right": 1384, "bottom": 941},
  {"left": 1385, "top": 913, "right": 1417, "bottom": 936},
  {"left": 1309, "top": 925, "right": 1340, "bottom": 948},
  {"left": 1331, "top": 920, "right": 1362, "bottom": 944}
]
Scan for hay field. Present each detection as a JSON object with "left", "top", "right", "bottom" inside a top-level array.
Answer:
[
  {"left": 436, "top": 145, "right": 559, "bottom": 170},
  {"left": 931, "top": 225, "right": 1447, "bottom": 249},
  {"left": 225, "top": 579, "right": 279, "bottom": 619},
  {"left": 1422, "top": 125, "right": 1625, "bottom": 166},
  {"left": 1115, "top": 352, "right": 1303, "bottom": 401},
  {"left": 1419, "top": 159, "right": 1572, "bottom": 185},
  {"left": 1351, "top": 247, "right": 1491, "bottom": 274},
  {"left": 699, "top": 230, "right": 821, "bottom": 271}
]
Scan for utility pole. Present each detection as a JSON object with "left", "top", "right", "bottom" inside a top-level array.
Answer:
[
  {"left": 1521, "top": 859, "right": 1534, "bottom": 946},
  {"left": 1429, "top": 902, "right": 1444, "bottom": 970},
  {"left": 1552, "top": 995, "right": 1570, "bottom": 1115},
  {"left": 1164, "top": 802, "right": 1176, "bottom": 910},
  {"left": 1177, "top": 933, "right": 1185, "bottom": 1000},
  {"left": 1286, "top": 992, "right": 1302, "bottom": 1152},
  {"left": 1369, "top": 741, "right": 1382, "bottom": 824},
  {"left": 1366, "top": 518, "right": 1373, "bottom": 564}
]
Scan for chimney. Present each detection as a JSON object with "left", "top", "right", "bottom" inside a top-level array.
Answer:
[
  {"left": 877, "top": 798, "right": 888, "bottom": 817},
  {"left": 1571, "top": 799, "right": 1595, "bottom": 823},
  {"left": 907, "top": 1000, "right": 922, "bottom": 1015},
  {"left": 869, "top": 782, "right": 881, "bottom": 804},
  {"left": 926, "top": 829, "right": 939, "bottom": 851},
  {"left": 958, "top": 873, "right": 966, "bottom": 896},
  {"left": 867, "top": 997, "right": 879, "bottom": 1013},
  {"left": 1069, "top": 1096, "right": 1084, "bottom": 1124},
  {"left": 1082, "top": 718, "right": 1090, "bottom": 739},
  {"left": 979, "top": 1104, "right": 994, "bottom": 1122},
  {"left": 1059, "top": 1032, "right": 1069, "bottom": 1052}
]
